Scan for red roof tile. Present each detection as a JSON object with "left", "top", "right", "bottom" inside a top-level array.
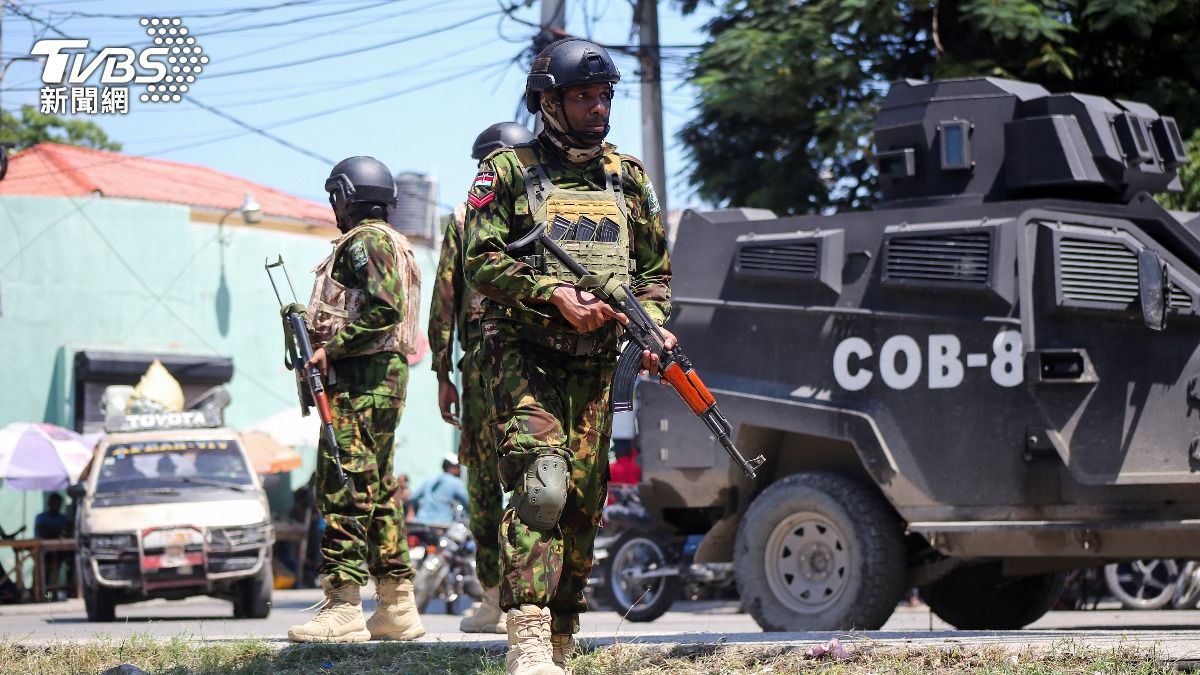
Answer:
[{"left": 0, "top": 142, "right": 334, "bottom": 226}]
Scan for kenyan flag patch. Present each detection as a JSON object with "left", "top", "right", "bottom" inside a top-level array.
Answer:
[{"left": 468, "top": 171, "right": 496, "bottom": 209}]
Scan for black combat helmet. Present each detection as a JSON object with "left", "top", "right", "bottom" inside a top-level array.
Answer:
[
  {"left": 325, "top": 156, "right": 396, "bottom": 230},
  {"left": 324, "top": 156, "right": 397, "bottom": 208},
  {"left": 524, "top": 38, "right": 621, "bottom": 114},
  {"left": 472, "top": 122, "right": 535, "bottom": 160}
]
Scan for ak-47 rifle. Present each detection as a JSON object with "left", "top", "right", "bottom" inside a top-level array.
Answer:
[
  {"left": 265, "top": 256, "right": 347, "bottom": 485},
  {"left": 508, "top": 229, "right": 765, "bottom": 479}
]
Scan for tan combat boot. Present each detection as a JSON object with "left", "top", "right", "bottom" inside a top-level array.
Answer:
[
  {"left": 505, "top": 605, "right": 563, "bottom": 675},
  {"left": 287, "top": 576, "right": 371, "bottom": 643},
  {"left": 366, "top": 577, "right": 427, "bottom": 641},
  {"left": 460, "top": 585, "right": 507, "bottom": 633},
  {"left": 550, "top": 633, "right": 576, "bottom": 674}
]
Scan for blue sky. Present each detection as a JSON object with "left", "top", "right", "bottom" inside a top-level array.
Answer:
[{"left": 1, "top": 0, "right": 717, "bottom": 214}]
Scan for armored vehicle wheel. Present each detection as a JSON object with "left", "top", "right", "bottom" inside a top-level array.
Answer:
[
  {"left": 735, "top": 472, "right": 905, "bottom": 631},
  {"left": 602, "top": 530, "right": 681, "bottom": 622},
  {"left": 921, "top": 562, "right": 1067, "bottom": 629},
  {"left": 84, "top": 583, "right": 116, "bottom": 622},
  {"left": 1104, "top": 560, "right": 1180, "bottom": 610},
  {"left": 232, "top": 564, "right": 273, "bottom": 619}
]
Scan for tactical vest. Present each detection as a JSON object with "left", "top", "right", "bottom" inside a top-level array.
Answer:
[
  {"left": 309, "top": 220, "right": 421, "bottom": 355},
  {"left": 512, "top": 145, "right": 634, "bottom": 290}
]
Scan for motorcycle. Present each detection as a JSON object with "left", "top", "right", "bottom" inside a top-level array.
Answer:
[
  {"left": 408, "top": 507, "right": 482, "bottom": 614},
  {"left": 591, "top": 485, "right": 737, "bottom": 622},
  {"left": 1104, "top": 559, "right": 1200, "bottom": 610}
]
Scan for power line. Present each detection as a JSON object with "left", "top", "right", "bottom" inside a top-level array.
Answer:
[
  {"left": 2, "top": 55, "right": 515, "bottom": 183},
  {"left": 205, "top": 6, "right": 508, "bottom": 80},
  {"left": 163, "top": 42, "right": 496, "bottom": 111},
  {"left": 181, "top": 0, "right": 397, "bottom": 40},
  {"left": 3, "top": 1, "right": 339, "bottom": 166},
  {"left": 55, "top": 0, "right": 329, "bottom": 21},
  {"left": 186, "top": 97, "right": 334, "bottom": 165},
  {"left": 216, "top": 0, "right": 449, "bottom": 65}
]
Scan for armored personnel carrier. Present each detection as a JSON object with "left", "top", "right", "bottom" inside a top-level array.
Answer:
[{"left": 636, "top": 77, "right": 1197, "bottom": 631}]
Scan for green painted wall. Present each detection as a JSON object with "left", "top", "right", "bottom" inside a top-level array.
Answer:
[{"left": 0, "top": 196, "right": 455, "bottom": 576}]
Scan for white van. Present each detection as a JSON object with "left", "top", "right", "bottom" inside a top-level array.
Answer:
[{"left": 73, "top": 415, "right": 274, "bottom": 622}]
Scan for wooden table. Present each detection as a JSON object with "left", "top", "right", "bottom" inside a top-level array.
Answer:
[{"left": 0, "top": 538, "right": 78, "bottom": 602}]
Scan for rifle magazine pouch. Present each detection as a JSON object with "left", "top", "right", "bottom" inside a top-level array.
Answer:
[
  {"left": 515, "top": 453, "right": 570, "bottom": 531},
  {"left": 513, "top": 147, "right": 632, "bottom": 287}
]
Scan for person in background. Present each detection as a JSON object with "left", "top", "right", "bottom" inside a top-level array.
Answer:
[
  {"left": 35, "top": 493, "right": 73, "bottom": 599},
  {"left": 287, "top": 156, "right": 425, "bottom": 643},
  {"left": 606, "top": 440, "right": 641, "bottom": 507},
  {"left": 429, "top": 121, "right": 535, "bottom": 635},
  {"left": 34, "top": 493, "right": 71, "bottom": 539},
  {"left": 411, "top": 454, "right": 469, "bottom": 525},
  {"left": 608, "top": 440, "right": 640, "bottom": 487}
]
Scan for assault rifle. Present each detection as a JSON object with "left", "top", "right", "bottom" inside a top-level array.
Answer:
[
  {"left": 265, "top": 256, "right": 346, "bottom": 485},
  {"left": 508, "top": 229, "right": 765, "bottom": 479}
]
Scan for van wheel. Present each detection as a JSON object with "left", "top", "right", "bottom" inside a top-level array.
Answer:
[
  {"left": 921, "top": 562, "right": 1066, "bottom": 629},
  {"left": 735, "top": 472, "right": 905, "bottom": 631},
  {"left": 233, "top": 564, "right": 273, "bottom": 619},
  {"left": 84, "top": 583, "right": 116, "bottom": 622}
]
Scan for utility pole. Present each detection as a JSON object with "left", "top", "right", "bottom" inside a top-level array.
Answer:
[
  {"left": 636, "top": 0, "right": 667, "bottom": 215},
  {"left": 530, "top": 0, "right": 566, "bottom": 133},
  {"left": 539, "top": 0, "right": 565, "bottom": 51}
]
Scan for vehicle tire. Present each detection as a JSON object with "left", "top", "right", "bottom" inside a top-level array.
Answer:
[
  {"left": 233, "top": 563, "right": 273, "bottom": 619},
  {"left": 84, "top": 582, "right": 116, "bottom": 622},
  {"left": 922, "top": 562, "right": 1067, "bottom": 629},
  {"left": 1104, "top": 560, "right": 1180, "bottom": 610},
  {"left": 602, "top": 530, "right": 681, "bottom": 622},
  {"left": 735, "top": 472, "right": 905, "bottom": 631}
]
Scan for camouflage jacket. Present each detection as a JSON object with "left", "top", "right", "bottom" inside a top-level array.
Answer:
[
  {"left": 463, "top": 137, "right": 671, "bottom": 334},
  {"left": 428, "top": 206, "right": 484, "bottom": 376},
  {"left": 322, "top": 219, "right": 407, "bottom": 401}
]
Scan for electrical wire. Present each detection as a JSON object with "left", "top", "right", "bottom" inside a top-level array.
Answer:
[
  {"left": 3, "top": 55, "right": 516, "bottom": 182},
  {"left": 204, "top": 6, "right": 509, "bottom": 80}
]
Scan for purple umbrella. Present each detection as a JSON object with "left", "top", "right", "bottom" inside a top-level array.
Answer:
[{"left": 0, "top": 423, "right": 99, "bottom": 491}]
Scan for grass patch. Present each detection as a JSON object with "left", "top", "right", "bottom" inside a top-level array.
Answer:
[{"left": 0, "top": 636, "right": 1179, "bottom": 674}]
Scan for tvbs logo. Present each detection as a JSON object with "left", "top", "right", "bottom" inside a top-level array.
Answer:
[{"left": 32, "top": 17, "right": 206, "bottom": 112}]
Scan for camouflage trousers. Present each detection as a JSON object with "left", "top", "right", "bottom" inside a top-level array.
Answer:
[
  {"left": 481, "top": 320, "right": 613, "bottom": 635},
  {"left": 460, "top": 342, "right": 504, "bottom": 590},
  {"left": 317, "top": 391, "right": 414, "bottom": 587}
]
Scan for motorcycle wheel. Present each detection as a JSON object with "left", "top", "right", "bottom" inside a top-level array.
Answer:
[
  {"left": 1104, "top": 560, "right": 1180, "bottom": 610},
  {"left": 602, "top": 530, "right": 680, "bottom": 622}
]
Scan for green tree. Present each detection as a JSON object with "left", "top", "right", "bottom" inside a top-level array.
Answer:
[
  {"left": 680, "top": 0, "right": 1200, "bottom": 213},
  {"left": 0, "top": 104, "right": 121, "bottom": 151}
]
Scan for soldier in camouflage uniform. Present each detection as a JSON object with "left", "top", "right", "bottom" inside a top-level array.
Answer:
[
  {"left": 463, "top": 39, "right": 673, "bottom": 675},
  {"left": 429, "top": 121, "right": 535, "bottom": 634},
  {"left": 288, "top": 156, "right": 426, "bottom": 644}
]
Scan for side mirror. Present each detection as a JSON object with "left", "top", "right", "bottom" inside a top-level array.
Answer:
[
  {"left": 1138, "top": 247, "right": 1168, "bottom": 331},
  {"left": 66, "top": 482, "right": 87, "bottom": 499}
]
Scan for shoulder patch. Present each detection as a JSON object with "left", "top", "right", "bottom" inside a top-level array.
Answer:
[
  {"left": 645, "top": 181, "right": 662, "bottom": 217},
  {"left": 468, "top": 168, "right": 496, "bottom": 209},
  {"left": 349, "top": 239, "right": 369, "bottom": 271}
]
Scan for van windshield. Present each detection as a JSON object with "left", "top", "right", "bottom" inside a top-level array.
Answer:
[{"left": 95, "top": 439, "right": 252, "bottom": 495}]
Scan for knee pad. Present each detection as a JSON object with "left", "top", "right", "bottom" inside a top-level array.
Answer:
[{"left": 514, "top": 454, "right": 570, "bottom": 531}]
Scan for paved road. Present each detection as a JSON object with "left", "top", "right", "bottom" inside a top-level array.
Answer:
[{"left": 3, "top": 590, "right": 1200, "bottom": 659}]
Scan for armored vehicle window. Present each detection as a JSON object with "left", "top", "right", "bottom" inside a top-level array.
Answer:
[{"left": 939, "top": 120, "right": 972, "bottom": 171}]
